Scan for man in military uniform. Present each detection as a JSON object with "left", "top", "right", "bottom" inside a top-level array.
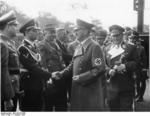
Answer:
[
  {"left": 56, "top": 27, "right": 73, "bottom": 105},
  {"left": 135, "top": 37, "right": 147, "bottom": 102},
  {"left": 96, "top": 29, "right": 107, "bottom": 48},
  {"left": 0, "top": 11, "right": 17, "bottom": 111},
  {"left": 95, "top": 29, "right": 108, "bottom": 109},
  {"left": 37, "top": 24, "right": 68, "bottom": 111},
  {"left": 104, "top": 25, "right": 138, "bottom": 111},
  {"left": 67, "top": 37, "right": 80, "bottom": 56},
  {"left": 18, "top": 19, "right": 52, "bottom": 111},
  {"left": 67, "top": 27, "right": 80, "bottom": 56},
  {"left": 53, "top": 19, "right": 106, "bottom": 111}
]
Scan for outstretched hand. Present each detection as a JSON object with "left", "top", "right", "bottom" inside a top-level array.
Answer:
[{"left": 52, "top": 71, "right": 62, "bottom": 80}]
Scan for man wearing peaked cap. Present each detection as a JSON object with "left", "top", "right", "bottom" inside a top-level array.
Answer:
[
  {"left": 109, "top": 25, "right": 125, "bottom": 33},
  {"left": 52, "top": 18, "right": 106, "bottom": 111},
  {"left": 104, "top": 24, "right": 139, "bottom": 111},
  {"left": 37, "top": 22, "right": 69, "bottom": 111},
  {"left": 76, "top": 19, "right": 94, "bottom": 31},
  {"left": 19, "top": 19, "right": 39, "bottom": 35},
  {"left": 18, "top": 19, "right": 52, "bottom": 111},
  {"left": 0, "top": 11, "right": 20, "bottom": 111},
  {"left": 0, "top": 11, "right": 18, "bottom": 28},
  {"left": 44, "top": 23, "right": 56, "bottom": 30}
]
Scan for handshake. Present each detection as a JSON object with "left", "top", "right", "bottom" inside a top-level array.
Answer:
[
  {"left": 51, "top": 71, "right": 62, "bottom": 80},
  {"left": 51, "top": 71, "right": 80, "bottom": 81},
  {"left": 109, "top": 64, "right": 126, "bottom": 77}
]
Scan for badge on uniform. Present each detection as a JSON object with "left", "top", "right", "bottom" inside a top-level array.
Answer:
[
  {"left": 73, "top": 46, "right": 83, "bottom": 57},
  {"left": 94, "top": 58, "right": 102, "bottom": 66}
]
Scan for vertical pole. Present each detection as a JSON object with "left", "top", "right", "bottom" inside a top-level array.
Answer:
[{"left": 137, "top": 0, "right": 144, "bottom": 34}]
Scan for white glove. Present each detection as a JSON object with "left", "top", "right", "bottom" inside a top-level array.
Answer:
[
  {"left": 109, "top": 69, "right": 116, "bottom": 77},
  {"left": 72, "top": 75, "right": 80, "bottom": 81},
  {"left": 52, "top": 71, "right": 61, "bottom": 80},
  {"left": 115, "top": 64, "right": 126, "bottom": 72}
]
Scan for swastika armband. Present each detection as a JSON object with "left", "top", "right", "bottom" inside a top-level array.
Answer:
[{"left": 94, "top": 58, "right": 102, "bottom": 66}]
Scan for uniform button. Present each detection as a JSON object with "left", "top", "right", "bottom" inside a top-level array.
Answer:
[{"left": 27, "top": 75, "right": 30, "bottom": 78}]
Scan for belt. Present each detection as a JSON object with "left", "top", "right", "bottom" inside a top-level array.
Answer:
[{"left": 9, "top": 68, "right": 20, "bottom": 75}]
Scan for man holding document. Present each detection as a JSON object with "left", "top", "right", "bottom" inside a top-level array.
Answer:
[{"left": 104, "top": 25, "right": 139, "bottom": 111}]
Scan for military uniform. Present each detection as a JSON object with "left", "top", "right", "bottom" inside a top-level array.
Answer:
[
  {"left": 135, "top": 41, "right": 147, "bottom": 102},
  {"left": 59, "top": 19, "right": 106, "bottom": 111},
  {"left": 104, "top": 25, "right": 138, "bottom": 111},
  {"left": 0, "top": 11, "right": 19, "bottom": 111},
  {"left": 56, "top": 32, "right": 73, "bottom": 107},
  {"left": 18, "top": 20, "right": 51, "bottom": 111},
  {"left": 1, "top": 35, "right": 15, "bottom": 111},
  {"left": 4, "top": 35, "right": 20, "bottom": 111},
  {"left": 38, "top": 39, "right": 68, "bottom": 111},
  {"left": 38, "top": 25, "right": 69, "bottom": 111},
  {"left": 68, "top": 39, "right": 80, "bottom": 56}
]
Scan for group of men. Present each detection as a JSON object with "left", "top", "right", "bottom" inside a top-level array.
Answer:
[{"left": 1, "top": 10, "right": 148, "bottom": 112}]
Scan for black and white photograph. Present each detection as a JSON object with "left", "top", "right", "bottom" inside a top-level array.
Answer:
[{"left": 0, "top": 0, "right": 150, "bottom": 114}]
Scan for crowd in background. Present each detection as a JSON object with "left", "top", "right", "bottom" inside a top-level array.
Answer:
[{"left": 1, "top": 10, "right": 149, "bottom": 112}]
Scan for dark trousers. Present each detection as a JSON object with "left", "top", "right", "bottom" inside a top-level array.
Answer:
[
  {"left": 136, "top": 70, "right": 147, "bottom": 99},
  {"left": 136, "top": 79, "right": 146, "bottom": 99},
  {"left": 108, "top": 91, "right": 134, "bottom": 111},
  {"left": 20, "top": 90, "right": 43, "bottom": 111},
  {"left": 11, "top": 95, "right": 18, "bottom": 111},
  {"left": 44, "top": 92, "right": 67, "bottom": 111},
  {"left": 1, "top": 100, "right": 5, "bottom": 111}
]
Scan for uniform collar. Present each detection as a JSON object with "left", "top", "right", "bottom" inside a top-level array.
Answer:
[
  {"left": 23, "top": 38, "right": 34, "bottom": 47},
  {"left": 0, "top": 33, "right": 15, "bottom": 46},
  {"left": 0, "top": 33, "right": 10, "bottom": 41},
  {"left": 80, "top": 37, "right": 92, "bottom": 51}
]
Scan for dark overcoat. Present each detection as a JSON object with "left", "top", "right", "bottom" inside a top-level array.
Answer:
[
  {"left": 62, "top": 37, "right": 106, "bottom": 111},
  {"left": 104, "top": 42, "right": 138, "bottom": 100}
]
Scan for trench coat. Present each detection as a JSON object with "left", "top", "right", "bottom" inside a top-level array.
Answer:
[
  {"left": 61, "top": 37, "right": 106, "bottom": 111},
  {"left": 0, "top": 35, "right": 14, "bottom": 101}
]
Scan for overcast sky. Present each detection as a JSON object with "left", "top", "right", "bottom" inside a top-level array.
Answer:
[{"left": 3, "top": 0, "right": 150, "bottom": 29}]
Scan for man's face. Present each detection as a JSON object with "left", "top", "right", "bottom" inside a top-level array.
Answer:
[
  {"left": 110, "top": 29, "right": 123, "bottom": 44},
  {"left": 27, "top": 28, "right": 38, "bottom": 42},
  {"left": 76, "top": 27, "right": 88, "bottom": 42},
  {"left": 36, "top": 30, "right": 44, "bottom": 41},
  {"left": 56, "top": 29, "right": 65, "bottom": 39},
  {"left": 96, "top": 37, "right": 105, "bottom": 45},
  {"left": 7, "top": 24, "right": 18, "bottom": 37},
  {"left": 44, "top": 29, "right": 56, "bottom": 42}
]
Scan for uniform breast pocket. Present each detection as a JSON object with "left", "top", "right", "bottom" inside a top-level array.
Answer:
[{"left": 81, "top": 56, "right": 92, "bottom": 70}]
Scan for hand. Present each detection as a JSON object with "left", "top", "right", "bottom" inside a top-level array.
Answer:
[
  {"left": 72, "top": 75, "right": 80, "bottom": 81},
  {"left": 109, "top": 69, "right": 116, "bottom": 77},
  {"left": 52, "top": 71, "right": 62, "bottom": 80},
  {"left": 142, "top": 68, "right": 147, "bottom": 71},
  {"left": 4, "top": 99, "right": 13, "bottom": 111},
  {"left": 47, "top": 78, "right": 53, "bottom": 84},
  {"left": 115, "top": 64, "right": 126, "bottom": 72}
]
